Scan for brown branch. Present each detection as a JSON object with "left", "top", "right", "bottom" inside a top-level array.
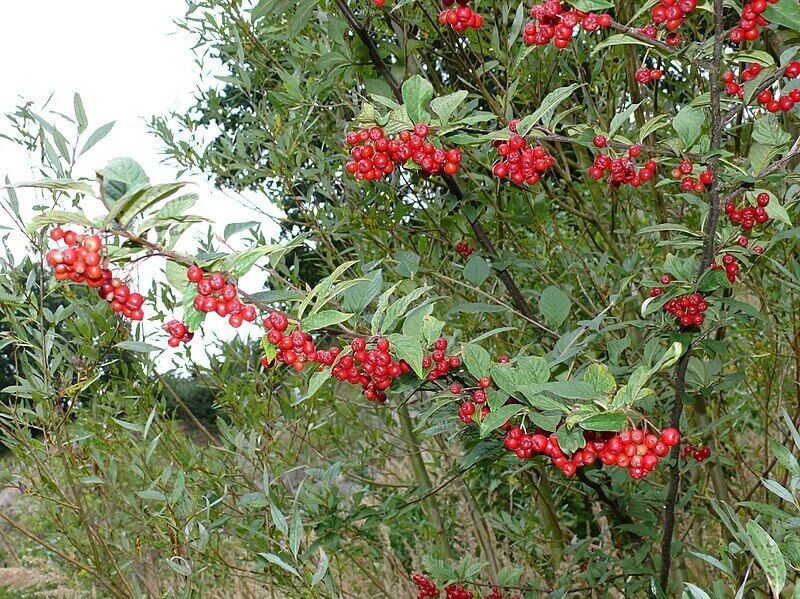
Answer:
[{"left": 659, "top": 0, "right": 725, "bottom": 592}]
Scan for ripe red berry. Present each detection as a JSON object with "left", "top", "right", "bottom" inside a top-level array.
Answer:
[
  {"left": 185, "top": 265, "right": 204, "bottom": 283},
  {"left": 661, "top": 428, "right": 681, "bottom": 446},
  {"left": 593, "top": 135, "right": 607, "bottom": 148}
]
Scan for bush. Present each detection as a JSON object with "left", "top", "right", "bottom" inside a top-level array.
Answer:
[{"left": 2, "top": 1, "right": 800, "bottom": 597}]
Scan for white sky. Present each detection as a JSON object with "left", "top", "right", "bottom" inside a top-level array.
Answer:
[{"left": 0, "top": 0, "right": 281, "bottom": 365}]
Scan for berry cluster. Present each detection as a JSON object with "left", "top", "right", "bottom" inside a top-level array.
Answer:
[
  {"left": 439, "top": 0, "right": 483, "bottom": 31},
  {"left": 662, "top": 292, "right": 708, "bottom": 328},
  {"left": 635, "top": 67, "right": 664, "bottom": 85},
  {"left": 261, "top": 317, "right": 412, "bottom": 402},
  {"left": 163, "top": 319, "right": 193, "bottom": 347},
  {"left": 444, "top": 584, "right": 473, "bottom": 599},
  {"left": 503, "top": 426, "right": 680, "bottom": 480},
  {"left": 345, "top": 125, "right": 462, "bottom": 182},
  {"left": 522, "top": 1, "right": 611, "bottom": 49},
  {"left": 187, "top": 265, "right": 257, "bottom": 328},
  {"left": 46, "top": 227, "right": 145, "bottom": 321},
  {"left": 452, "top": 376, "right": 495, "bottom": 423},
  {"left": 455, "top": 242, "right": 475, "bottom": 259},
  {"left": 713, "top": 253, "right": 742, "bottom": 284},
  {"left": 681, "top": 443, "right": 711, "bottom": 461},
  {"left": 588, "top": 138, "right": 657, "bottom": 188},
  {"left": 649, "top": 0, "right": 697, "bottom": 44},
  {"left": 412, "top": 575, "right": 522, "bottom": 599},
  {"left": 422, "top": 337, "right": 461, "bottom": 382},
  {"left": 333, "top": 336, "right": 411, "bottom": 402},
  {"left": 413, "top": 574, "right": 440, "bottom": 598},
  {"left": 723, "top": 192, "right": 770, "bottom": 235},
  {"left": 670, "top": 159, "right": 714, "bottom": 194},
  {"left": 722, "top": 63, "right": 762, "bottom": 99},
  {"left": 729, "top": 0, "right": 775, "bottom": 45},
  {"left": 491, "top": 132, "right": 554, "bottom": 186},
  {"left": 262, "top": 311, "right": 315, "bottom": 372},
  {"left": 755, "top": 63, "right": 800, "bottom": 112}
]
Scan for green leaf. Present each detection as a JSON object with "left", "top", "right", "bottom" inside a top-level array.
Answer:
[
  {"left": 516, "top": 84, "right": 580, "bottom": 136},
  {"left": 136, "top": 489, "right": 166, "bottom": 501},
  {"left": 311, "top": 548, "right": 329, "bottom": 587},
  {"left": 401, "top": 75, "right": 434, "bottom": 123},
  {"left": 752, "top": 115, "right": 791, "bottom": 146},
  {"left": 73, "top": 93, "right": 88, "bottom": 133},
  {"left": 395, "top": 250, "right": 420, "bottom": 277},
  {"left": 540, "top": 380, "right": 597, "bottom": 400},
  {"left": 224, "top": 221, "right": 259, "bottom": 239},
  {"left": 591, "top": 34, "right": 651, "bottom": 56},
  {"left": 384, "top": 105, "right": 415, "bottom": 135},
  {"left": 745, "top": 520, "right": 786, "bottom": 597},
  {"left": 9, "top": 178, "right": 94, "bottom": 195},
  {"left": 538, "top": 286, "right": 571, "bottom": 328},
  {"left": 579, "top": 411, "right": 626, "bottom": 431},
  {"left": 609, "top": 102, "right": 642, "bottom": 137},
  {"left": 684, "top": 584, "right": 712, "bottom": 599},
  {"left": 673, "top": 106, "right": 705, "bottom": 149},
  {"left": 517, "top": 356, "right": 550, "bottom": 384},
  {"left": 761, "top": 478, "right": 795, "bottom": 503},
  {"left": 258, "top": 553, "right": 300, "bottom": 577},
  {"left": 768, "top": 438, "right": 800, "bottom": 476},
  {"left": 381, "top": 286, "right": 431, "bottom": 333},
  {"left": 530, "top": 410, "right": 562, "bottom": 432},
  {"left": 371, "top": 281, "right": 401, "bottom": 336},
  {"left": 97, "top": 157, "right": 149, "bottom": 202},
  {"left": 221, "top": 247, "right": 270, "bottom": 278},
  {"left": 302, "top": 310, "right": 353, "bottom": 332},
  {"left": 583, "top": 363, "right": 616, "bottom": 394},
  {"left": 116, "top": 341, "right": 160, "bottom": 353},
  {"left": 462, "top": 343, "right": 491, "bottom": 379},
  {"left": 344, "top": 269, "right": 382, "bottom": 314},
  {"left": 491, "top": 363, "right": 521, "bottom": 396},
  {"left": 759, "top": 190, "right": 792, "bottom": 226},
  {"left": 27, "top": 210, "right": 93, "bottom": 234},
  {"left": 556, "top": 425, "right": 585, "bottom": 454},
  {"left": 270, "top": 503, "right": 288, "bottom": 535},
  {"left": 570, "top": 0, "right": 613, "bottom": 8},
  {"left": 288, "top": 0, "right": 316, "bottom": 39},
  {"left": 155, "top": 193, "right": 199, "bottom": 222},
  {"left": 480, "top": 404, "right": 524, "bottom": 438},
  {"left": 463, "top": 254, "right": 491, "bottom": 285},
  {"left": 430, "top": 90, "right": 468, "bottom": 125},
  {"left": 518, "top": 386, "right": 569, "bottom": 411},
  {"left": 80, "top": 121, "right": 114, "bottom": 156},
  {"left": 403, "top": 303, "right": 433, "bottom": 340},
  {"left": 763, "top": 0, "right": 800, "bottom": 34},
  {"left": 106, "top": 182, "right": 186, "bottom": 226},
  {"left": 112, "top": 417, "right": 144, "bottom": 432},
  {"left": 289, "top": 511, "right": 302, "bottom": 557},
  {"left": 638, "top": 114, "right": 671, "bottom": 142},
  {"left": 387, "top": 333, "right": 425, "bottom": 378},
  {"left": 508, "top": 3, "right": 525, "bottom": 48}
]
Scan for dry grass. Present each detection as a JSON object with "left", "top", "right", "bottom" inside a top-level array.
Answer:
[{"left": 0, "top": 557, "right": 74, "bottom": 598}]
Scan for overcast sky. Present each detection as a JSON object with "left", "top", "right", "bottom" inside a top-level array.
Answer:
[{"left": 0, "top": 0, "right": 280, "bottom": 364}]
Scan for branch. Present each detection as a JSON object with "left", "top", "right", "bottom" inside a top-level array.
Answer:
[
  {"left": 331, "top": 0, "right": 541, "bottom": 324},
  {"left": 659, "top": 1, "right": 725, "bottom": 592},
  {"left": 607, "top": 19, "right": 712, "bottom": 71}
]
